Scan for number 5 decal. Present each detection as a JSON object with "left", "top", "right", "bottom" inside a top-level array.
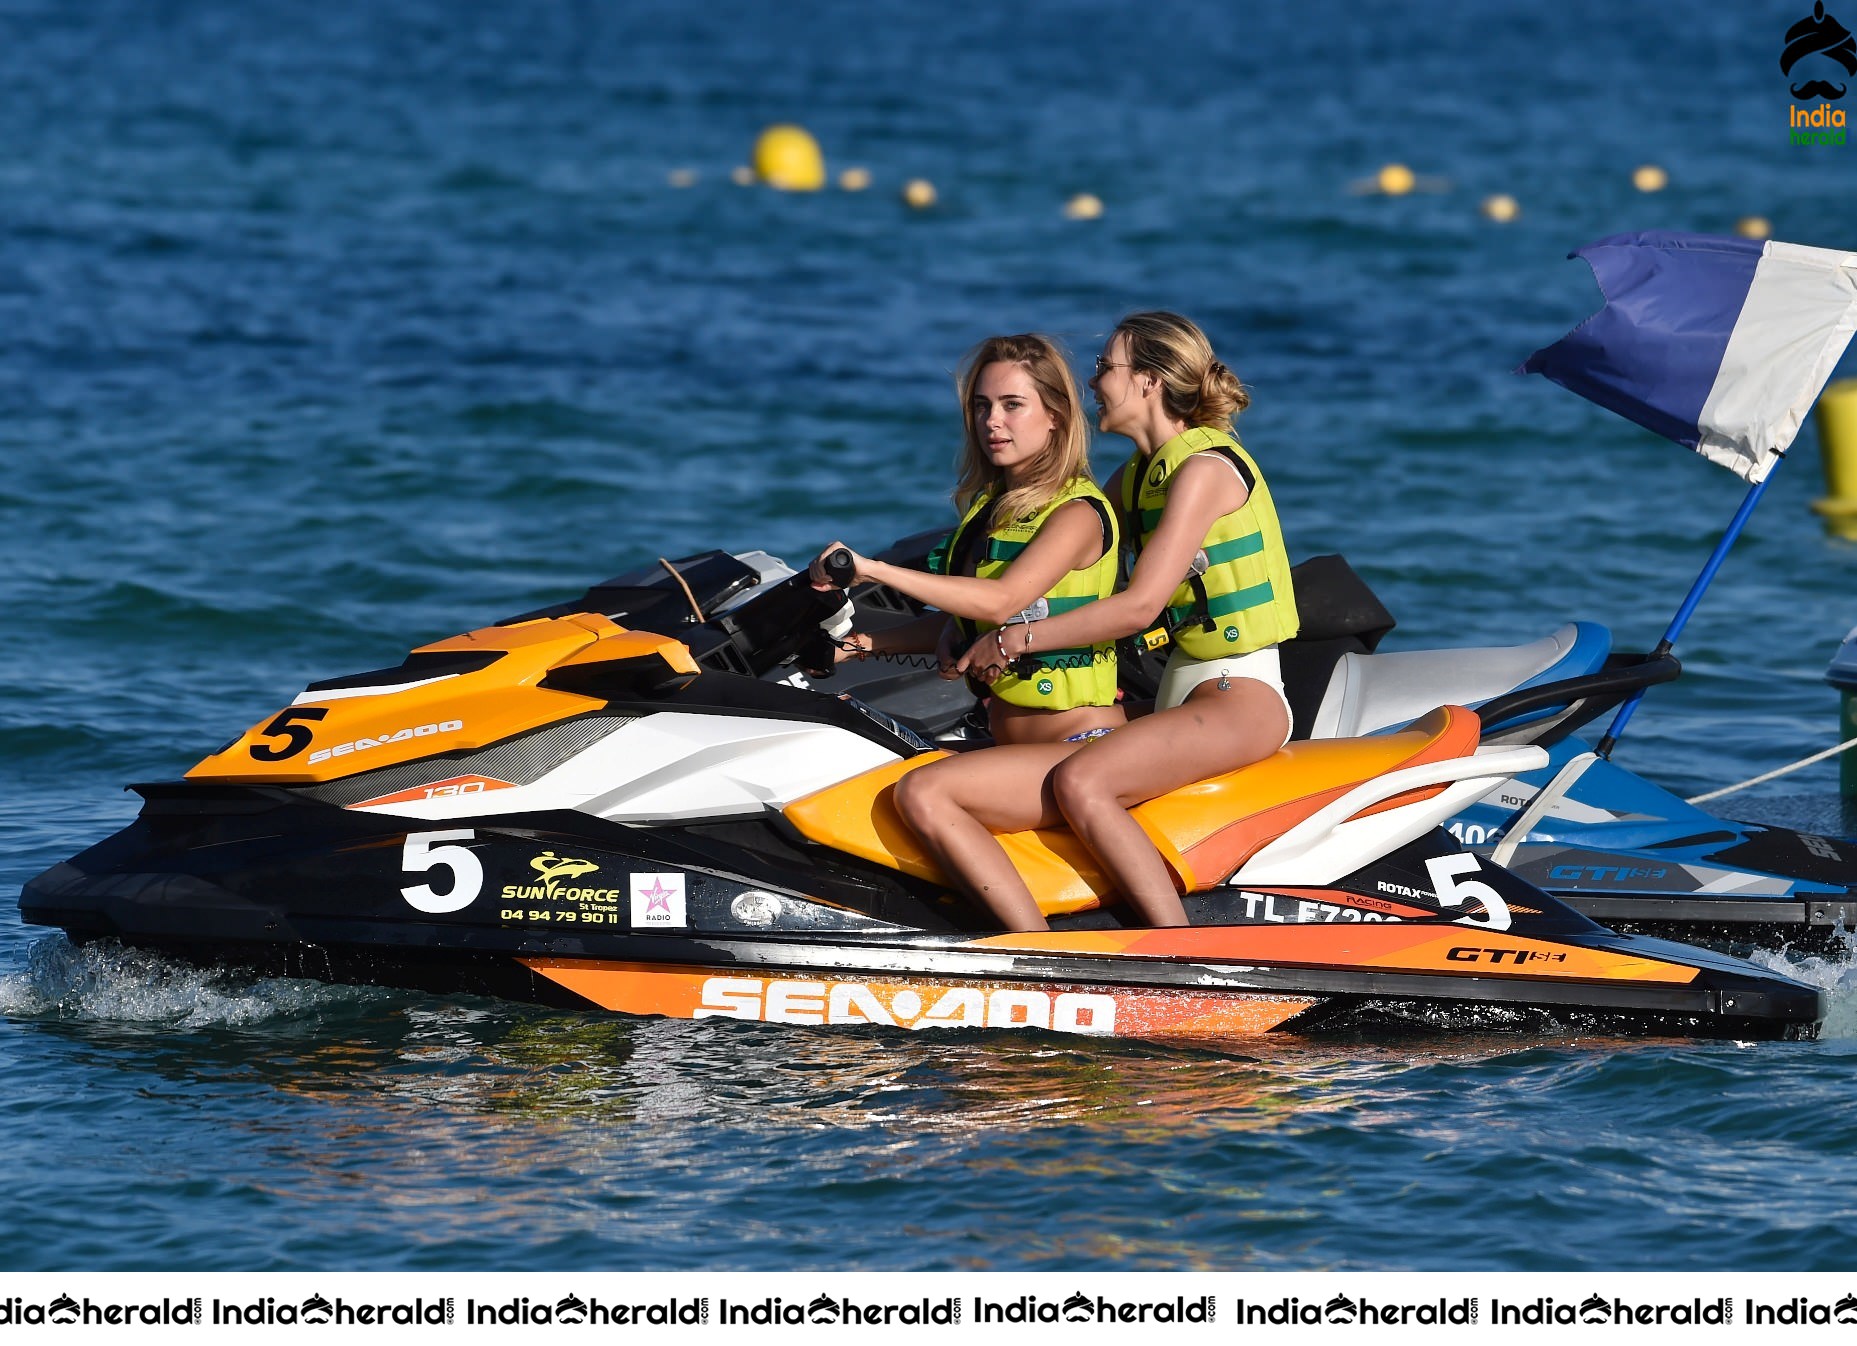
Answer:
[
  {"left": 250, "top": 706, "right": 328, "bottom": 761},
  {"left": 401, "top": 830, "right": 483, "bottom": 913},
  {"left": 1425, "top": 853, "right": 1512, "bottom": 931}
]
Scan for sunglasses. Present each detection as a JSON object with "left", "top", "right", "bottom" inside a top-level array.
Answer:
[{"left": 1093, "top": 357, "right": 1132, "bottom": 376}]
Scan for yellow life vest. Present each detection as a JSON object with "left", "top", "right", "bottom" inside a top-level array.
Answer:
[
  {"left": 928, "top": 477, "right": 1119, "bottom": 709},
  {"left": 1120, "top": 427, "right": 1299, "bottom": 659}
]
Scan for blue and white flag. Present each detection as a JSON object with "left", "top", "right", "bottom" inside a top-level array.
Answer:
[{"left": 1521, "top": 231, "right": 1857, "bottom": 482}]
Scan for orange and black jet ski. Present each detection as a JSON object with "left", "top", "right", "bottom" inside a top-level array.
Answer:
[{"left": 20, "top": 565, "right": 1823, "bottom": 1042}]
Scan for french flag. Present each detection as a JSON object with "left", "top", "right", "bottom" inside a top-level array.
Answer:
[{"left": 1521, "top": 231, "right": 1857, "bottom": 482}]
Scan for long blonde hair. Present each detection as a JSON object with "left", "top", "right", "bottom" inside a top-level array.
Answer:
[
  {"left": 952, "top": 333, "right": 1092, "bottom": 523},
  {"left": 1113, "top": 311, "right": 1250, "bottom": 433}
]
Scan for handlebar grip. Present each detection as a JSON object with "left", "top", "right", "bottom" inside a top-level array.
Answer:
[{"left": 822, "top": 549, "right": 857, "bottom": 588}]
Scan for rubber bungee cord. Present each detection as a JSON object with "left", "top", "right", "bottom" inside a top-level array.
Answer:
[
  {"left": 823, "top": 637, "right": 942, "bottom": 671},
  {"left": 658, "top": 557, "right": 705, "bottom": 623},
  {"left": 1686, "top": 734, "right": 1857, "bottom": 804},
  {"left": 825, "top": 636, "right": 1118, "bottom": 675}
]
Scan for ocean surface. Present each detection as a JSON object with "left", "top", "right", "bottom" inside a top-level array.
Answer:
[{"left": 4, "top": 0, "right": 1857, "bottom": 1273}]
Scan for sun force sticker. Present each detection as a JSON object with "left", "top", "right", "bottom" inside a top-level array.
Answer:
[
  {"left": 630, "top": 872, "right": 688, "bottom": 928},
  {"left": 498, "top": 850, "right": 624, "bottom": 926},
  {"left": 695, "top": 977, "right": 1118, "bottom": 1034}
]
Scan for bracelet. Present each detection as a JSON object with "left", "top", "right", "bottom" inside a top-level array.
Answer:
[
  {"left": 1024, "top": 621, "right": 1035, "bottom": 651},
  {"left": 995, "top": 629, "right": 1010, "bottom": 659}
]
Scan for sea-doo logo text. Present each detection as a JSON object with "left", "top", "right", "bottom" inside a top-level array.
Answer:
[
  {"left": 308, "top": 719, "right": 463, "bottom": 765},
  {"left": 1802, "top": 833, "right": 1844, "bottom": 861},
  {"left": 697, "top": 978, "right": 1118, "bottom": 1034}
]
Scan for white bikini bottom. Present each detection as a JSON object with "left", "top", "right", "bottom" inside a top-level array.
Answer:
[{"left": 1154, "top": 644, "right": 1293, "bottom": 748}]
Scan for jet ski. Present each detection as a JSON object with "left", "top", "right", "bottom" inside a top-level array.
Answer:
[
  {"left": 516, "top": 536, "right": 1857, "bottom": 953},
  {"left": 19, "top": 557, "right": 1823, "bottom": 1041}
]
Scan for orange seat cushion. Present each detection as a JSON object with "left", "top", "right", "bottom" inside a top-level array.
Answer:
[{"left": 782, "top": 706, "right": 1479, "bottom": 915}]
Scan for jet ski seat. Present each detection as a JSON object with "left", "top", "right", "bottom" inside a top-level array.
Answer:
[
  {"left": 1309, "top": 622, "right": 1610, "bottom": 740},
  {"left": 783, "top": 705, "right": 1482, "bottom": 917}
]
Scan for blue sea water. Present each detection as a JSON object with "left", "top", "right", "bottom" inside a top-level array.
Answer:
[{"left": 3, "top": 0, "right": 1857, "bottom": 1273}]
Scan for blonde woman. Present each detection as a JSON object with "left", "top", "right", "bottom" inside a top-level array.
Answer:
[
  {"left": 809, "top": 333, "right": 1121, "bottom": 930},
  {"left": 958, "top": 312, "right": 1299, "bottom": 928}
]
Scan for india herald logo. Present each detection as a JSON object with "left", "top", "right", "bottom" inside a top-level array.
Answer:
[
  {"left": 1784, "top": 2, "right": 1854, "bottom": 143},
  {"left": 1785, "top": 2, "right": 1855, "bottom": 100}
]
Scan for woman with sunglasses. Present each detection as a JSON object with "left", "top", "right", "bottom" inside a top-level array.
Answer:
[
  {"left": 957, "top": 312, "right": 1299, "bottom": 928},
  {"left": 809, "top": 333, "right": 1123, "bottom": 931}
]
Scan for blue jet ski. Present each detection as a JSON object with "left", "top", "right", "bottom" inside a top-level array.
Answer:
[{"left": 1296, "top": 608, "right": 1857, "bottom": 951}]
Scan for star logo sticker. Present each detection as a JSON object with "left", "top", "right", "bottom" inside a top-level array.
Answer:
[
  {"left": 639, "top": 878, "right": 675, "bottom": 915},
  {"left": 630, "top": 873, "right": 686, "bottom": 927}
]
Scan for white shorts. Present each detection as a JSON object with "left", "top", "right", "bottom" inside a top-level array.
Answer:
[{"left": 1154, "top": 644, "right": 1293, "bottom": 747}]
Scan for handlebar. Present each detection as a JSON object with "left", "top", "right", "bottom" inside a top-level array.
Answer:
[
  {"left": 1472, "top": 651, "right": 1682, "bottom": 743},
  {"left": 820, "top": 548, "right": 857, "bottom": 589}
]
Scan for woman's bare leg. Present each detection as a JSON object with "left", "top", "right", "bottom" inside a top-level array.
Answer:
[
  {"left": 1051, "top": 680, "right": 1290, "bottom": 926},
  {"left": 893, "top": 742, "right": 1081, "bottom": 931}
]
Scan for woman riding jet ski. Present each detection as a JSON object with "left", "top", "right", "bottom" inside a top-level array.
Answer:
[
  {"left": 528, "top": 535, "right": 1857, "bottom": 954},
  {"left": 20, "top": 560, "right": 1823, "bottom": 1042}
]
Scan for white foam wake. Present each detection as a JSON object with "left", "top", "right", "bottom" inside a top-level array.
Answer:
[
  {"left": 1755, "top": 934, "right": 1857, "bottom": 1040},
  {"left": 0, "top": 935, "right": 358, "bottom": 1028}
]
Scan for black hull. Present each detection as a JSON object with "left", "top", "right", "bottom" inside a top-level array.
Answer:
[{"left": 21, "top": 799, "right": 1827, "bottom": 1042}]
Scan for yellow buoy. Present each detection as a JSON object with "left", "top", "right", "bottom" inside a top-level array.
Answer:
[
  {"left": 1632, "top": 164, "right": 1668, "bottom": 193},
  {"left": 1812, "top": 380, "right": 1857, "bottom": 539},
  {"left": 1062, "top": 192, "right": 1104, "bottom": 220},
  {"left": 901, "top": 178, "right": 937, "bottom": 209},
  {"left": 730, "top": 165, "right": 755, "bottom": 187},
  {"left": 752, "top": 124, "right": 825, "bottom": 192},
  {"left": 839, "top": 167, "right": 872, "bottom": 191},
  {"left": 1735, "top": 215, "right": 1773, "bottom": 240},
  {"left": 667, "top": 168, "right": 697, "bottom": 189},
  {"left": 1480, "top": 193, "right": 1520, "bottom": 223},
  {"left": 1376, "top": 163, "right": 1416, "bottom": 196}
]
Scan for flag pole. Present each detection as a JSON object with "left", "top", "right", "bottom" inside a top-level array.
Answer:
[{"left": 1594, "top": 450, "right": 1785, "bottom": 759}]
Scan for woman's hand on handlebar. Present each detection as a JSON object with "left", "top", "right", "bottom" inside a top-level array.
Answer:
[{"left": 809, "top": 543, "right": 868, "bottom": 591}]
